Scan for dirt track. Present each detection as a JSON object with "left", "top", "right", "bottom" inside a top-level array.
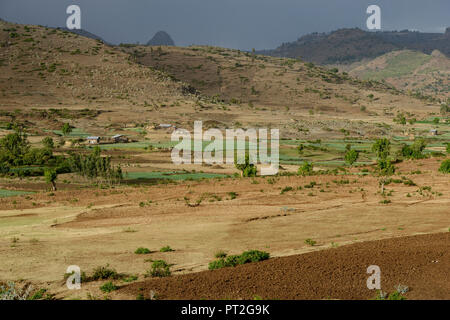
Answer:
[{"left": 118, "top": 233, "right": 449, "bottom": 300}]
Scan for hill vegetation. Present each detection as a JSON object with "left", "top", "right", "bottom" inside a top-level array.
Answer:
[{"left": 260, "top": 28, "right": 450, "bottom": 65}]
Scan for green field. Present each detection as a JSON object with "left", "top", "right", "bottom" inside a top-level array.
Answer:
[
  {"left": 0, "top": 189, "right": 34, "bottom": 198},
  {"left": 50, "top": 128, "right": 91, "bottom": 137}
]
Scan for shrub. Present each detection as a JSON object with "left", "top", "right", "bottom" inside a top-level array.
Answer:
[
  {"left": 100, "top": 281, "right": 118, "bottom": 293},
  {"left": 91, "top": 264, "right": 119, "bottom": 281},
  {"left": 439, "top": 159, "right": 450, "bottom": 173},
  {"left": 208, "top": 250, "right": 269, "bottom": 270},
  {"left": 29, "top": 288, "right": 47, "bottom": 300},
  {"left": 135, "top": 247, "right": 151, "bottom": 254},
  {"left": 237, "top": 250, "right": 270, "bottom": 264},
  {"left": 42, "top": 137, "right": 54, "bottom": 149},
  {"left": 304, "top": 239, "right": 316, "bottom": 246},
  {"left": 280, "top": 186, "right": 293, "bottom": 194},
  {"left": 160, "top": 246, "right": 174, "bottom": 252},
  {"left": 401, "top": 139, "right": 427, "bottom": 159},
  {"left": 147, "top": 260, "right": 171, "bottom": 277},
  {"left": 235, "top": 154, "right": 257, "bottom": 177},
  {"left": 298, "top": 162, "right": 314, "bottom": 176},
  {"left": 228, "top": 192, "right": 237, "bottom": 200},
  {"left": 61, "top": 123, "right": 72, "bottom": 136}
]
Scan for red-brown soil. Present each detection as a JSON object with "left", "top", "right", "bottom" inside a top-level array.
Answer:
[{"left": 117, "top": 233, "right": 449, "bottom": 300}]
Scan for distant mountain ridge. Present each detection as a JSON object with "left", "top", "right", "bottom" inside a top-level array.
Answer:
[
  {"left": 259, "top": 28, "right": 450, "bottom": 65},
  {"left": 147, "top": 31, "right": 175, "bottom": 46}
]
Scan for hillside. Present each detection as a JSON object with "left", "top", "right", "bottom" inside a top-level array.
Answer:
[
  {"left": 260, "top": 28, "right": 450, "bottom": 65},
  {"left": 337, "top": 50, "right": 450, "bottom": 100},
  {"left": 0, "top": 20, "right": 195, "bottom": 135},
  {"left": 0, "top": 20, "right": 444, "bottom": 141}
]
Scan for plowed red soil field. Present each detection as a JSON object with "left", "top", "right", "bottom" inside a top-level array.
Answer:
[{"left": 117, "top": 233, "right": 449, "bottom": 300}]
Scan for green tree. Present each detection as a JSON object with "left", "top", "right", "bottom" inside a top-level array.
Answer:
[
  {"left": 0, "top": 128, "right": 30, "bottom": 165},
  {"left": 61, "top": 123, "right": 72, "bottom": 136},
  {"left": 235, "top": 154, "right": 257, "bottom": 177},
  {"left": 68, "top": 147, "right": 123, "bottom": 185},
  {"left": 44, "top": 168, "right": 57, "bottom": 191},
  {"left": 401, "top": 139, "right": 427, "bottom": 159},
  {"left": 345, "top": 149, "right": 359, "bottom": 166},
  {"left": 372, "top": 138, "right": 395, "bottom": 194},
  {"left": 372, "top": 138, "right": 391, "bottom": 161}
]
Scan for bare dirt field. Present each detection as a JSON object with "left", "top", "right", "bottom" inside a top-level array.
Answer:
[{"left": 117, "top": 232, "right": 450, "bottom": 300}]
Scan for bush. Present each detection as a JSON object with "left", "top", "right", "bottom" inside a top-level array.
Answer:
[
  {"left": 298, "top": 162, "right": 314, "bottom": 176},
  {"left": 135, "top": 247, "right": 151, "bottom": 254},
  {"left": 147, "top": 260, "right": 171, "bottom": 277},
  {"left": 304, "top": 239, "right": 316, "bottom": 246},
  {"left": 401, "top": 139, "right": 427, "bottom": 159},
  {"left": 208, "top": 250, "right": 270, "bottom": 270},
  {"left": 237, "top": 250, "right": 270, "bottom": 264},
  {"left": 228, "top": 192, "right": 237, "bottom": 200},
  {"left": 160, "top": 246, "right": 174, "bottom": 252},
  {"left": 439, "top": 159, "right": 450, "bottom": 173},
  {"left": 280, "top": 186, "right": 293, "bottom": 194},
  {"left": 91, "top": 265, "right": 119, "bottom": 281},
  {"left": 100, "top": 281, "right": 118, "bottom": 293},
  {"left": 235, "top": 154, "right": 257, "bottom": 177}
]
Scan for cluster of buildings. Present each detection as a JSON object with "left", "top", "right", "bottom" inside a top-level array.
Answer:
[{"left": 86, "top": 134, "right": 129, "bottom": 145}]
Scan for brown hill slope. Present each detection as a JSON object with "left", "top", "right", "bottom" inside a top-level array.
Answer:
[
  {"left": 0, "top": 21, "right": 189, "bottom": 112},
  {"left": 122, "top": 44, "right": 434, "bottom": 114},
  {"left": 0, "top": 21, "right": 442, "bottom": 140},
  {"left": 336, "top": 50, "right": 450, "bottom": 101}
]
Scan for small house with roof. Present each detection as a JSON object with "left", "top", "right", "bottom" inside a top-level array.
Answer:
[{"left": 86, "top": 136, "right": 100, "bottom": 144}]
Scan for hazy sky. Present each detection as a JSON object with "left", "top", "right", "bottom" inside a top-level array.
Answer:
[{"left": 1, "top": 0, "right": 449, "bottom": 50}]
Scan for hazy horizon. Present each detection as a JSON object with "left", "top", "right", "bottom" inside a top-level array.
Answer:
[{"left": 1, "top": 0, "right": 449, "bottom": 50}]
